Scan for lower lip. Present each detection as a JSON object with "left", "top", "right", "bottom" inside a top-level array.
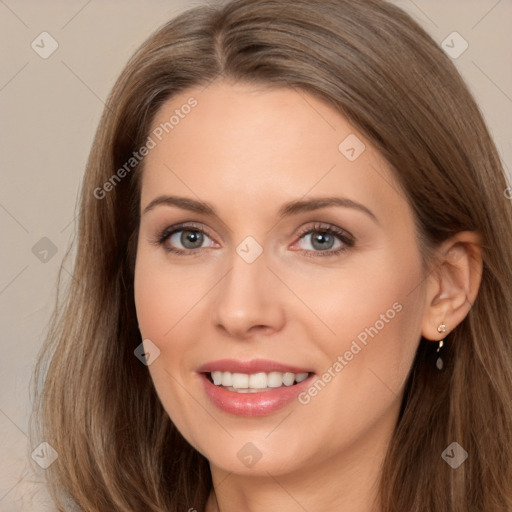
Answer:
[{"left": 199, "top": 373, "right": 314, "bottom": 416}]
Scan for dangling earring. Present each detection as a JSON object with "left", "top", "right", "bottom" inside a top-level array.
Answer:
[{"left": 436, "top": 323, "right": 446, "bottom": 371}]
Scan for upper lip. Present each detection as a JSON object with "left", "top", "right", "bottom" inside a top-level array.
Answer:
[{"left": 197, "top": 359, "right": 313, "bottom": 374}]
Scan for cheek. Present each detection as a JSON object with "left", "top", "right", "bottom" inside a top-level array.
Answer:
[
  {"left": 297, "top": 246, "right": 425, "bottom": 395},
  {"left": 134, "top": 248, "right": 205, "bottom": 344},
  {"left": 291, "top": 248, "right": 422, "bottom": 346},
  {"left": 284, "top": 266, "right": 425, "bottom": 454},
  {"left": 133, "top": 251, "right": 207, "bottom": 440},
  {"left": 134, "top": 274, "right": 170, "bottom": 345}
]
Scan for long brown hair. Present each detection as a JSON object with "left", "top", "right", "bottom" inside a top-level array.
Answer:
[{"left": 30, "top": 0, "right": 512, "bottom": 510}]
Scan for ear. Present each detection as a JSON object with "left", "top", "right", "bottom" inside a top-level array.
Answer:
[{"left": 421, "top": 231, "right": 483, "bottom": 341}]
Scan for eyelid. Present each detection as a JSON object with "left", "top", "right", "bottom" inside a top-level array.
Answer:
[
  {"left": 157, "top": 221, "right": 215, "bottom": 242},
  {"left": 294, "top": 222, "right": 354, "bottom": 242}
]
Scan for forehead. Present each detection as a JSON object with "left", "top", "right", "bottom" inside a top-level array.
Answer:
[{"left": 140, "top": 81, "right": 404, "bottom": 220}]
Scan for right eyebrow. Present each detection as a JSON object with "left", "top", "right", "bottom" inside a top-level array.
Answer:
[{"left": 142, "top": 195, "right": 216, "bottom": 216}]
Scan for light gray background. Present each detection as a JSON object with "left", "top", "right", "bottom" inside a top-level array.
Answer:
[{"left": 1, "top": 0, "right": 511, "bottom": 509}]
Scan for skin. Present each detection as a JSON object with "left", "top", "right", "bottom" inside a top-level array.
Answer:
[{"left": 134, "top": 81, "right": 482, "bottom": 512}]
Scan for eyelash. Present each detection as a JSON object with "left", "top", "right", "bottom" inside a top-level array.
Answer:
[{"left": 151, "top": 222, "right": 355, "bottom": 258}]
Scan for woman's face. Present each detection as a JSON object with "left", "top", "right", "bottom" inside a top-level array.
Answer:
[{"left": 134, "top": 81, "right": 428, "bottom": 477}]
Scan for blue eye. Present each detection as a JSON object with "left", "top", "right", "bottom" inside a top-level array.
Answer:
[
  {"left": 169, "top": 229, "right": 210, "bottom": 250},
  {"left": 295, "top": 223, "right": 354, "bottom": 257},
  {"left": 300, "top": 231, "right": 340, "bottom": 251},
  {"left": 156, "top": 224, "right": 215, "bottom": 255}
]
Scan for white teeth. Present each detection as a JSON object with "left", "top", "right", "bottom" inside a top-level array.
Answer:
[
  {"left": 248, "top": 372, "right": 267, "bottom": 389},
  {"left": 209, "top": 370, "right": 310, "bottom": 390},
  {"left": 267, "top": 371, "right": 283, "bottom": 388},
  {"left": 295, "top": 372, "right": 308, "bottom": 383},
  {"left": 282, "top": 372, "right": 295, "bottom": 386},
  {"left": 221, "top": 372, "right": 232, "bottom": 386},
  {"left": 231, "top": 373, "right": 249, "bottom": 389}
]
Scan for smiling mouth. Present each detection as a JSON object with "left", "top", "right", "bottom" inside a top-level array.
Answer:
[{"left": 205, "top": 370, "right": 313, "bottom": 393}]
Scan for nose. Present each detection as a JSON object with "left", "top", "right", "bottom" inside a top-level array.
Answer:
[{"left": 211, "top": 249, "right": 286, "bottom": 339}]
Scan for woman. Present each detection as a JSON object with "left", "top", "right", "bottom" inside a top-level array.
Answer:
[{"left": 30, "top": 0, "right": 512, "bottom": 510}]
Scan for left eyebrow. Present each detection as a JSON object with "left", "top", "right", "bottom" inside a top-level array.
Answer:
[{"left": 277, "top": 197, "right": 378, "bottom": 224}]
